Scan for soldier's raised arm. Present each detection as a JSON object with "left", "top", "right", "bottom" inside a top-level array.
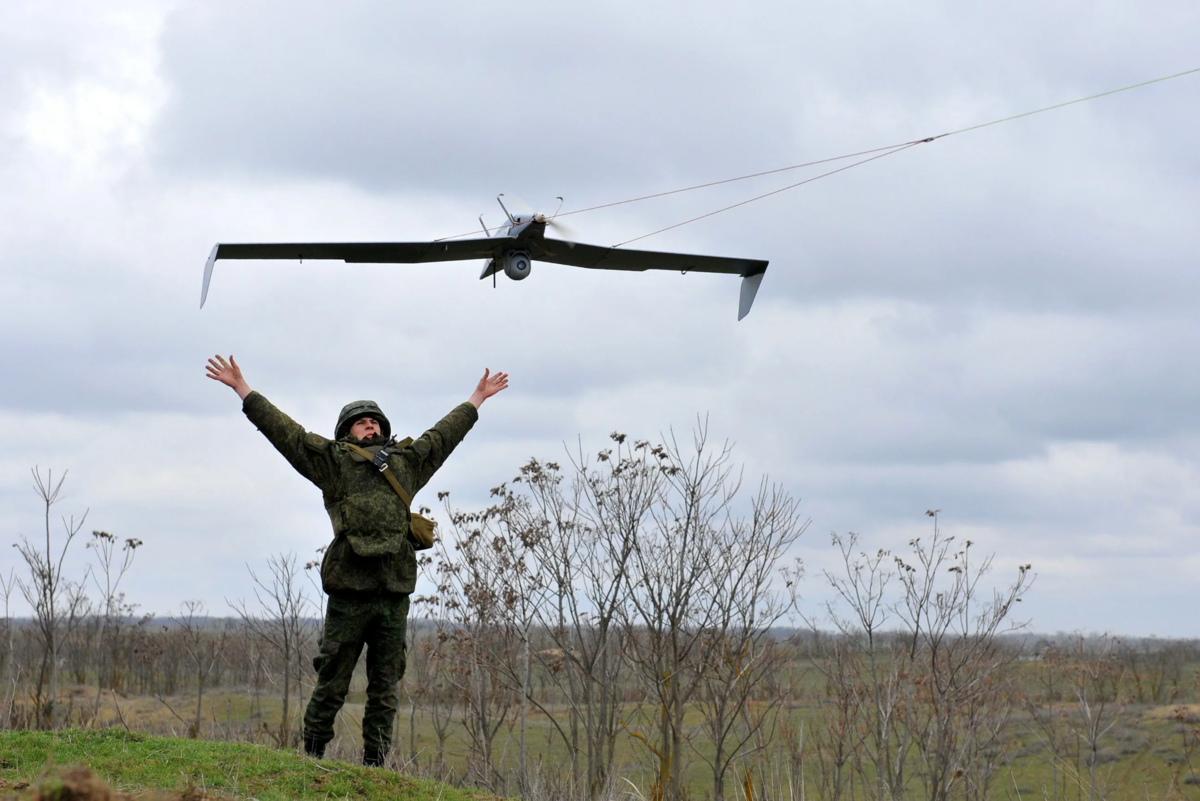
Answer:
[
  {"left": 400, "top": 368, "right": 509, "bottom": 493},
  {"left": 204, "top": 353, "right": 335, "bottom": 489}
]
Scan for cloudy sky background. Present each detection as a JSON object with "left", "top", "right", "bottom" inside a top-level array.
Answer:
[{"left": 2, "top": 1, "right": 1198, "bottom": 635}]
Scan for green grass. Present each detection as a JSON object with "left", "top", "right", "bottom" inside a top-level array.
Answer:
[{"left": 0, "top": 729, "right": 507, "bottom": 800}]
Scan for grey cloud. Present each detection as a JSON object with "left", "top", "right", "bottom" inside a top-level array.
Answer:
[
  {"left": 3, "top": 0, "right": 1200, "bottom": 635},
  {"left": 148, "top": 1, "right": 1200, "bottom": 194},
  {"left": 152, "top": 1, "right": 794, "bottom": 198},
  {"left": 720, "top": 302, "right": 1200, "bottom": 471}
]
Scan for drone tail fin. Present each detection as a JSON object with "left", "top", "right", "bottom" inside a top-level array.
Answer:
[
  {"left": 201, "top": 244, "right": 220, "bottom": 309},
  {"left": 737, "top": 268, "right": 766, "bottom": 321}
]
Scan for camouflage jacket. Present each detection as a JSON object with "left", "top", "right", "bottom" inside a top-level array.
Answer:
[{"left": 242, "top": 391, "right": 478, "bottom": 596}]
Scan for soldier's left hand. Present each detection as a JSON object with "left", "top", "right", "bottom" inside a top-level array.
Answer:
[{"left": 206, "top": 354, "right": 253, "bottom": 400}]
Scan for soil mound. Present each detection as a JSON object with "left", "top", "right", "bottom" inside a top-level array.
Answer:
[{"left": 2, "top": 766, "right": 223, "bottom": 800}]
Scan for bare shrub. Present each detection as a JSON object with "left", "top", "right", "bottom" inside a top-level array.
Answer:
[
  {"left": 810, "top": 511, "right": 1033, "bottom": 801},
  {"left": 157, "top": 600, "right": 228, "bottom": 738},
  {"left": 229, "top": 552, "right": 316, "bottom": 748},
  {"left": 86, "top": 530, "right": 142, "bottom": 715},
  {"left": 13, "top": 467, "right": 91, "bottom": 729}
]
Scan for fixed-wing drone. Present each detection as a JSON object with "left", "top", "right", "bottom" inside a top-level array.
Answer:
[{"left": 201, "top": 196, "right": 769, "bottom": 319}]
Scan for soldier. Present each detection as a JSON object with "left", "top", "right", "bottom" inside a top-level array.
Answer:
[{"left": 205, "top": 353, "right": 508, "bottom": 766}]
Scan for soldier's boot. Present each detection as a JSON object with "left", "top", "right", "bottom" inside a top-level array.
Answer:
[
  {"left": 303, "top": 735, "right": 326, "bottom": 759},
  {"left": 363, "top": 746, "right": 386, "bottom": 768}
]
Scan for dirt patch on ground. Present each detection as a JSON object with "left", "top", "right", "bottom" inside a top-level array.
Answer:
[
  {"left": 1, "top": 766, "right": 229, "bottom": 800},
  {"left": 1144, "top": 703, "right": 1200, "bottom": 722}
]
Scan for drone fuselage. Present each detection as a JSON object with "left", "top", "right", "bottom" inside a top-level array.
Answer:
[{"left": 479, "top": 207, "right": 549, "bottom": 282}]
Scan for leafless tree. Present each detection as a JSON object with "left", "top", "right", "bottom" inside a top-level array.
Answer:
[
  {"left": 164, "top": 600, "right": 228, "bottom": 738},
  {"left": 429, "top": 502, "right": 519, "bottom": 789},
  {"left": 514, "top": 437, "right": 660, "bottom": 799},
  {"left": 229, "top": 552, "right": 316, "bottom": 748},
  {"left": 892, "top": 511, "right": 1033, "bottom": 801},
  {"left": 810, "top": 533, "right": 913, "bottom": 800},
  {"left": 86, "top": 530, "right": 142, "bottom": 712},
  {"left": 1120, "top": 636, "right": 1189, "bottom": 705},
  {"left": 807, "top": 630, "right": 862, "bottom": 801},
  {"left": 404, "top": 607, "right": 460, "bottom": 773},
  {"left": 619, "top": 425, "right": 742, "bottom": 801},
  {"left": 691, "top": 479, "right": 807, "bottom": 801},
  {"left": 13, "top": 467, "right": 91, "bottom": 729},
  {"left": 462, "top": 490, "right": 544, "bottom": 792},
  {"left": 810, "top": 513, "right": 1033, "bottom": 801},
  {"left": 1, "top": 567, "right": 18, "bottom": 728},
  {"left": 1031, "top": 633, "right": 1128, "bottom": 801}
]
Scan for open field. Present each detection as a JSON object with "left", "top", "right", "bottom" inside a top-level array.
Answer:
[
  {"left": 4, "top": 491, "right": 1198, "bottom": 799},
  {"left": 6, "top": 669, "right": 1200, "bottom": 800}
]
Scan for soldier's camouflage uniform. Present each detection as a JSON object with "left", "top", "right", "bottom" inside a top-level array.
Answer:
[{"left": 242, "top": 391, "right": 478, "bottom": 760}]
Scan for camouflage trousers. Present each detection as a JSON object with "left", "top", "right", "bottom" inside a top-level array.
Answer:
[{"left": 302, "top": 592, "right": 410, "bottom": 755}]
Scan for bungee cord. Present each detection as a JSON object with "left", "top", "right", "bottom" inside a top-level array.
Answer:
[
  {"left": 609, "top": 66, "right": 1200, "bottom": 248},
  {"left": 551, "top": 140, "right": 923, "bottom": 221},
  {"left": 433, "top": 67, "right": 1200, "bottom": 246},
  {"left": 926, "top": 66, "right": 1200, "bottom": 141},
  {"left": 612, "top": 140, "right": 927, "bottom": 248}
]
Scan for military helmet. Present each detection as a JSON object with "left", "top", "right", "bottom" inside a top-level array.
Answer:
[{"left": 335, "top": 400, "right": 391, "bottom": 440}]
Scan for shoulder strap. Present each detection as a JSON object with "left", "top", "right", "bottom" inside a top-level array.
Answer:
[{"left": 344, "top": 442, "right": 414, "bottom": 509}]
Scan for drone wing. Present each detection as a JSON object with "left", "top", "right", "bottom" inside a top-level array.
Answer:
[
  {"left": 202, "top": 235, "right": 769, "bottom": 319},
  {"left": 201, "top": 238, "right": 507, "bottom": 307},
  {"left": 529, "top": 240, "right": 769, "bottom": 320}
]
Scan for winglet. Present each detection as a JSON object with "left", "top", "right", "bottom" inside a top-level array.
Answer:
[
  {"left": 738, "top": 269, "right": 766, "bottom": 321},
  {"left": 201, "top": 244, "right": 220, "bottom": 309}
]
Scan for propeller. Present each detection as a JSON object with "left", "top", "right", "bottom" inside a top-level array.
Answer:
[
  {"left": 498, "top": 192, "right": 534, "bottom": 222},
  {"left": 542, "top": 217, "right": 576, "bottom": 240},
  {"left": 478, "top": 215, "right": 497, "bottom": 287},
  {"left": 539, "top": 197, "right": 577, "bottom": 240}
]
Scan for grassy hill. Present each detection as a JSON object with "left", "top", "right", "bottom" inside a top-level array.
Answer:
[{"left": 0, "top": 729, "right": 504, "bottom": 800}]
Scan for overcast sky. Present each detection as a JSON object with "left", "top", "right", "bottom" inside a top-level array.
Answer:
[{"left": 2, "top": 1, "right": 1198, "bottom": 636}]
